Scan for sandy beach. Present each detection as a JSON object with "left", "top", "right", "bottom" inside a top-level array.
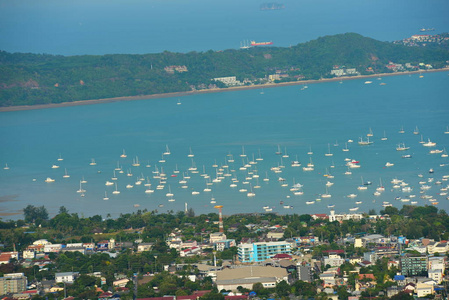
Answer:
[{"left": 1, "top": 68, "right": 447, "bottom": 113}]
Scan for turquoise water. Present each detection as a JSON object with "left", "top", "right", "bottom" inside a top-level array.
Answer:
[
  {"left": 1, "top": 0, "right": 449, "bottom": 55},
  {"left": 1, "top": 72, "right": 449, "bottom": 219}
]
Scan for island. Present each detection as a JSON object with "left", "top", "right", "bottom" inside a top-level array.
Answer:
[{"left": 1, "top": 32, "right": 449, "bottom": 109}]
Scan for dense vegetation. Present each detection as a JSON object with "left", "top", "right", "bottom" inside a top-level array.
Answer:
[{"left": 1, "top": 33, "right": 448, "bottom": 107}]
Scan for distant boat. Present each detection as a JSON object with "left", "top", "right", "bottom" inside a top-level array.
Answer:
[
  {"left": 112, "top": 183, "right": 120, "bottom": 194},
  {"left": 398, "top": 126, "right": 405, "bottom": 134},
  {"left": 188, "top": 147, "right": 194, "bottom": 158},
  {"left": 342, "top": 142, "right": 349, "bottom": 152},
  {"left": 63, "top": 168, "right": 70, "bottom": 178},
  {"left": 413, "top": 126, "right": 419, "bottom": 135},
  {"left": 396, "top": 143, "right": 410, "bottom": 151},
  {"left": 120, "top": 149, "right": 127, "bottom": 158},
  {"left": 445, "top": 126, "right": 449, "bottom": 134},
  {"left": 57, "top": 154, "right": 64, "bottom": 161},
  {"left": 4, "top": 163, "right": 10, "bottom": 170},
  {"left": 358, "top": 137, "right": 373, "bottom": 145},
  {"left": 325, "top": 143, "right": 333, "bottom": 157},
  {"left": 103, "top": 191, "right": 109, "bottom": 201},
  {"left": 177, "top": 99, "right": 182, "bottom": 105},
  {"left": 77, "top": 181, "right": 86, "bottom": 193},
  {"left": 367, "top": 128, "right": 373, "bottom": 137},
  {"left": 364, "top": 81, "right": 372, "bottom": 84},
  {"left": 164, "top": 145, "right": 171, "bottom": 155},
  {"left": 381, "top": 131, "right": 388, "bottom": 141},
  {"left": 45, "top": 177, "right": 55, "bottom": 183},
  {"left": 90, "top": 158, "right": 96, "bottom": 166},
  {"left": 51, "top": 164, "right": 60, "bottom": 169},
  {"left": 423, "top": 138, "right": 436, "bottom": 147}
]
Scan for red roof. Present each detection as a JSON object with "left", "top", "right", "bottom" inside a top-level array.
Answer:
[
  {"left": 272, "top": 253, "right": 292, "bottom": 259},
  {"left": 323, "top": 249, "right": 344, "bottom": 254},
  {"left": 0, "top": 253, "right": 12, "bottom": 262},
  {"left": 359, "top": 274, "right": 376, "bottom": 280}
]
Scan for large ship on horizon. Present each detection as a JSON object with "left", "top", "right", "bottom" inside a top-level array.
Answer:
[{"left": 250, "top": 40, "right": 273, "bottom": 46}]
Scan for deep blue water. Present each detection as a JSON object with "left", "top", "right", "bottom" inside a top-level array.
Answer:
[
  {"left": 1, "top": 0, "right": 449, "bottom": 55},
  {"left": 1, "top": 72, "right": 448, "bottom": 219}
]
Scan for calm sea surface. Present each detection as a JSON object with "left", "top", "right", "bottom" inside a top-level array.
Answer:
[
  {"left": 1, "top": 0, "right": 449, "bottom": 219},
  {"left": 1, "top": 0, "right": 449, "bottom": 55},
  {"left": 1, "top": 72, "right": 449, "bottom": 219}
]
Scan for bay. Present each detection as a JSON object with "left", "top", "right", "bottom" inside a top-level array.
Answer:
[{"left": 1, "top": 71, "right": 448, "bottom": 219}]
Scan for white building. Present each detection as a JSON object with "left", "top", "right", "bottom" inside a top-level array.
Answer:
[
  {"left": 213, "top": 76, "right": 242, "bottom": 86},
  {"left": 329, "top": 210, "right": 363, "bottom": 222},
  {"left": 55, "top": 272, "right": 79, "bottom": 284},
  {"left": 209, "top": 232, "right": 227, "bottom": 244},
  {"left": 324, "top": 254, "right": 345, "bottom": 267},
  {"left": 44, "top": 244, "right": 62, "bottom": 253},
  {"left": 238, "top": 241, "right": 291, "bottom": 262}
]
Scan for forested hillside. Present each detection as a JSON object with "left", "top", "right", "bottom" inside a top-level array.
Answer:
[{"left": 1, "top": 33, "right": 448, "bottom": 107}]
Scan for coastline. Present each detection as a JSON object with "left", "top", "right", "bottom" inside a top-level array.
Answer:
[{"left": 1, "top": 68, "right": 448, "bottom": 113}]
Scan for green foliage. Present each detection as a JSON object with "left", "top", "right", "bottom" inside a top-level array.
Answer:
[
  {"left": 23, "top": 205, "right": 49, "bottom": 224},
  {"left": 1, "top": 33, "right": 448, "bottom": 107}
]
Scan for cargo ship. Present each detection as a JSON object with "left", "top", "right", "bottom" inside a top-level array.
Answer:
[{"left": 250, "top": 41, "right": 273, "bottom": 46}]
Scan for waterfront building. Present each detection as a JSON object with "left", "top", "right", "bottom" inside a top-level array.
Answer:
[{"left": 237, "top": 241, "right": 291, "bottom": 262}]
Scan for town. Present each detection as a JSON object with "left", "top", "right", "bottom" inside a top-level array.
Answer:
[{"left": 0, "top": 204, "right": 447, "bottom": 299}]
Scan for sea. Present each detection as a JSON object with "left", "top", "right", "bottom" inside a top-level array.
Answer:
[{"left": 0, "top": 0, "right": 449, "bottom": 220}]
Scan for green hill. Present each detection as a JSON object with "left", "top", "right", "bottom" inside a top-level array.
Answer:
[{"left": 1, "top": 33, "right": 448, "bottom": 107}]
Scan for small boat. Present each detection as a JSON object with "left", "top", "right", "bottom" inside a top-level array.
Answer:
[
  {"left": 342, "top": 142, "right": 349, "bottom": 152},
  {"left": 325, "top": 143, "right": 333, "bottom": 157},
  {"left": 364, "top": 81, "right": 372, "bottom": 84},
  {"left": 51, "top": 164, "right": 60, "bottom": 169},
  {"left": 103, "top": 191, "right": 109, "bottom": 201},
  {"left": 164, "top": 145, "right": 171, "bottom": 156},
  {"left": 367, "top": 128, "right": 373, "bottom": 137},
  {"left": 77, "top": 181, "right": 86, "bottom": 193},
  {"left": 240, "top": 146, "right": 247, "bottom": 157},
  {"left": 187, "top": 147, "right": 195, "bottom": 158},
  {"left": 3, "top": 163, "right": 9, "bottom": 170},
  {"left": 358, "top": 137, "right": 373, "bottom": 145},
  {"left": 57, "top": 154, "right": 64, "bottom": 161},
  {"left": 423, "top": 138, "right": 436, "bottom": 147},
  {"left": 396, "top": 143, "right": 409, "bottom": 151},
  {"left": 398, "top": 126, "right": 405, "bottom": 134},
  {"left": 45, "top": 177, "right": 55, "bottom": 183},
  {"left": 89, "top": 158, "right": 96, "bottom": 166},
  {"left": 381, "top": 131, "right": 388, "bottom": 141},
  {"left": 112, "top": 183, "right": 120, "bottom": 194},
  {"left": 402, "top": 154, "right": 412, "bottom": 158},
  {"left": 413, "top": 126, "right": 419, "bottom": 135},
  {"left": 385, "top": 162, "right": 394, "bottom": 167},
  {"left": 177, "top": 99, "right": 182, "bottom": 105},
  {"left": 120, "top": 149, "right": 127, "bottom": 158},
  {"left": 445, "top": 126, "right": 449, "bottom": 134},
  {"left": 62, "top": 168, "right": 70, "bottom": 178},
  {"left": 307, "top": 146, "right": 313, "bottom": 155},
  {"left": 349, "top": 207, "right": 359, "bottom": 211},
  {"left": 275, "top": 145, "right": 282, "bottom": 155}
]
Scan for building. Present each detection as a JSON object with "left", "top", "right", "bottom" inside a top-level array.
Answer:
[
  {"left": 416, "top": 283, "right": 434, "bottom": 297},
  {"left": 297, "top": 265, "right": 313, "bottom": 283},
  {"left": 55, "top": 272, "right": 79, "bottom": 284},
  {"left": 400, "top": 255, "right": 428, "bottom": 276},
  {"left": 213, "top": 76, "right": 242, "bottom": 86},
  {"left": 137, "top": 243, "right": 154, "bottom": 253},
  {"left": 216, "top": 266, "right": 288, "bottom": 291},
  {"left": 238, "top": 241, "right": 291, "bottom": 262},
  {"left": 328, "top": 210, "right": 363, "bottom": 222},
  {"left": 210, "top": 232, "right": 227, "bottom": 244},
  {"left": 214, "top": 239, "right": 236, "bottom": 251},
  {"left": 324, "top": 254, "right": 345, "bottom": 267},
  {"left": 0, "top": 273, "right": 27, "bottom": 294}
]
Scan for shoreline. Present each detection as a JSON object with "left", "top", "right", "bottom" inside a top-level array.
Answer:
[{"left": 1, "top": 68, "right": 448, "bottom": 112}]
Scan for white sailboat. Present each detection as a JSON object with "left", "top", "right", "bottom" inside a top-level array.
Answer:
[
  {"left": 112, "top": 183, "right": 120, "bottom": 194},
  {"left": 413, "top": 126, "right": 419, "bottom": 135},
  {"left": 89, "top": 158, "right": 96, "bottom": 166},
  {"left": 164, "top": 145, "right": 171, "bottom": 155},
  {"left": 103, "top": 191, "right": 109, "bottom": 201},
  {"left": 187, "top": 147, "right": 194, "bottom": 158},
  {"left": 77, "top": 181, "right": 86, "bottom": 193},
  {"left": 120, "top": 149, "right": 127, "bottom": 158},
  {"left": 381, "top": 131, "right": 388, "bottom": 141},
  {"left": 3, "top": 163, "right": 9, "bottom": 170},
  {"left": 325, "top": 143, "right": 333, "bottom": 156},
  {"left": 57, "top": 154, "right": 64, "bottom": 161},
  {"left": 63, "top": 168, "right": 70, "bottom": 178},
  {"left": 342, "top": 142, "right": 349, "bottom": 152}
]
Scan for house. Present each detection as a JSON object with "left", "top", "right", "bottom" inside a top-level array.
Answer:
[
  {"left": 113, "top": 278, "right": 130, "bottom": 287},
  {"left": 55, "top": 272, "right": 79, "bottom": 284},
  {"left": 324, "top": 254, "right": 345, "bottom": 267},
  {"left": 137, "top": 243, "right": 154, "bottom": 253},
  {"left": 416, "top": 282, "right": 434, "bottom": 297},
  {"left": 215, "top": 266, "right": 288, "bottom": 291},
  {"left": 214, "top": 239, "right": 236, "bottom": 251}
]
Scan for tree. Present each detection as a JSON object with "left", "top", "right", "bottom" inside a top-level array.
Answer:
[
  {"left": 23, "top": 205, "right": 48, "bottom": 224},
  {"left": 275, "top": 280, "right": 291, "bottom": 297}
]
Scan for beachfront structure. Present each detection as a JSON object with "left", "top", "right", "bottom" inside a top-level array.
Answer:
[
  {"left": 216, "top": 266, "right": 288, "bottom": 291},
  {"left": 212, "top": 76, "right": 242, "bottom": 86},
  {"left": 238, "top": 241, "right": 291, "bottom": 262}
]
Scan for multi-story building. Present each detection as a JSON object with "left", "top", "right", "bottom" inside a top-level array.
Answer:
[
  {"left": 400, "top": 255, "right": 428, "bottom": 276},
  {"left": 238, "top": 241, "right": 291, "bottom": 262},
  {"left": 0, "top": 273, "right": 27, "bottom": 294},
  {"left": 209, "top": 232, "right": 227, "bottom": 244}
]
